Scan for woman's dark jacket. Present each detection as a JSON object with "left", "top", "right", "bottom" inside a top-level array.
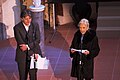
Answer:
[{"left": 70, "top": 29, "right": 100, "bottom": 78}]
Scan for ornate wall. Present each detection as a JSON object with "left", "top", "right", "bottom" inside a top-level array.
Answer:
[
  {"left": 0, "top": 0, "right": 7, "bottom": 40},
  {"left": 21, "top": 0, "right": 64, "bottom": 27},
  {"left": 0, "top": 0, "right": 21, "bottom": 40},
  {"left": 0, "top": 1, "right": 2, "bottom": 22}
]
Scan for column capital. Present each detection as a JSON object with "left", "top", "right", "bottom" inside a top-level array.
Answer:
[{"left": 29, "top": 5, "right": 45, "bottom": 12}]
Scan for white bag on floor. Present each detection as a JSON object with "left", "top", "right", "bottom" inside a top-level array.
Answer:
[{"left": 30, "top": 55, "right": 49, "bottom": 69}]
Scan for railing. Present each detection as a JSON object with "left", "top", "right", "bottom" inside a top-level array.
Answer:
[{"left": 48, "top": 0, "right": 120, "bottom": 3}]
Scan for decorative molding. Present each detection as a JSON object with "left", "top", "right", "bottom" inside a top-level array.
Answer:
[{"left": 0, "top": 5, "right": 2, "bottom": 22}]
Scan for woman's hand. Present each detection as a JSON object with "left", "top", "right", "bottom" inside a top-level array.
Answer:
[
  {"left": 83, "top": 50, "right": 90, "bottom": 55},
  {"left": 71, "top": 49, "right": 76, "bottom": 53}
]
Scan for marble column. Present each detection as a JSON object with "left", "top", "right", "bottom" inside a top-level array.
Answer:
[{"left": 29, "top": 4, "right": 45, "bottom": 55}]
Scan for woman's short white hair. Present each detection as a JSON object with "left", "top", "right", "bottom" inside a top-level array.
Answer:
[{"left": 78, "top": 18, "right": 89, "bottom": 28}]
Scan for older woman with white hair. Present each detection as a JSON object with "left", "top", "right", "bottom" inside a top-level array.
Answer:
[{"left": 70, "top": 18, "right": 100, "bottom": 80}]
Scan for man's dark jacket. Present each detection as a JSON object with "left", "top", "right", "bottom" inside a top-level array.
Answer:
[{"left": 14, "top": 22, "right": 42, "bottom": 63}]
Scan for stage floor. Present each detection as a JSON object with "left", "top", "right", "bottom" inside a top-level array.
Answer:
[{"left": 0, "top": 23, "right": 120, "bottom": 80}]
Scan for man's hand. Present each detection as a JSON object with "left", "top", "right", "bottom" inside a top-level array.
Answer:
[
  {"left": 32, "top": 54, "right": 39, "bottom": 60},
  {"left": 19, "top": 44, "right": 28, "bottom": 51}
]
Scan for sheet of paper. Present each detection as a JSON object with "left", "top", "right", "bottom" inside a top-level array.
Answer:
[
  {"left": 30, "top": 55, "right": 49, "bottom": 69},
  {"left": 71, "top": 48, "right": 87, "bottom": 53}
]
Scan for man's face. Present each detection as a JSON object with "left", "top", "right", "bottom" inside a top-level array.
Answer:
[
  {"left": 79, "top": 23, "right": 88, "bottom": 34},
  {"left": 22, "top": 15, "right": 32, "bottom": 26}
]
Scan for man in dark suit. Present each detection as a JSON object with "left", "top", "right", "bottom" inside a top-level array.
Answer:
[{"left": 13, "top": 9, "right": 42, "bottom": 80}]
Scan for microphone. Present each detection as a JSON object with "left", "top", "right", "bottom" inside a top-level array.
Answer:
[
  {"left": 81, "top": 34, "right": 84, "bottom": 44},
  {"left": 79, "top": 34, "right": 84, "bottom": 64},
  {"left": 34, "top": 54, "right": 37, "bottom": 62}
]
